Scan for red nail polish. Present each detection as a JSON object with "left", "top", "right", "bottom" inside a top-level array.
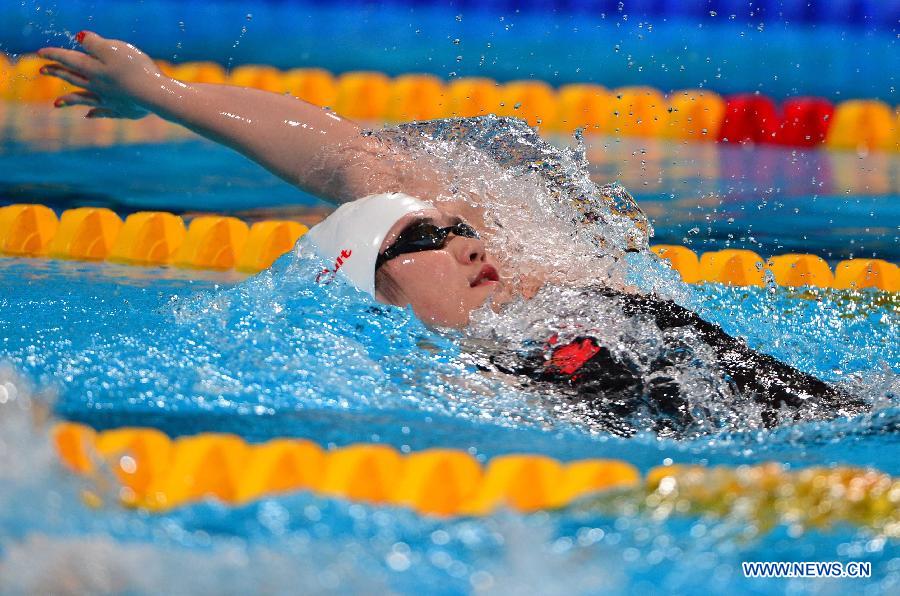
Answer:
[
  {"left": 39, "top": 66, "right": 48, "bottom": 75},
  {"left": 54, "top": 99, "right": 65, "bottom": 108},
  {"left": 76, "top": 31, "right": 86, "bottom": 43}
]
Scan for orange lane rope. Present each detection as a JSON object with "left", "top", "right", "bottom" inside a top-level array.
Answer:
[
  {"left": 2, "top": 203, "right": 897, "bottom": 290},
  {"left": 2, "top": 53, "right": 897, "bottom": 151},
  {"left": 53, "top": 423, "right": 900, "bottom": 537}
]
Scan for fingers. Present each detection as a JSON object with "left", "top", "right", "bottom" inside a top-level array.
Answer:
[
  {"left": 54, "top": 91, "right": 101, "bottom": 108},
  {"left": 39, "top": 64, "right": 90, "bottom": 88},
  {"left": 75, "top": 30, "right": 111, "bottom": 63},
  {"left": 36, "top": 47, "right": 100, "bottom": 75}
]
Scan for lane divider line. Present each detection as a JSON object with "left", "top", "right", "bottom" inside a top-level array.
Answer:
[
  {"left": 52, "top": 422, "right": 640, "bottom": 515},
  {"left": 2, "top": 203, "right": 896, "bottom": 291},
  {"left": 52, "top": 423, "right": 900, "bottom": 537},
  {"left": 3, "top": 52, "right": 897, "bottom": 152}
]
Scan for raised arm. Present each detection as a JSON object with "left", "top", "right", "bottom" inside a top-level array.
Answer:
[{"left": 37, "top": 31, "right": 394, "bottom": 203}]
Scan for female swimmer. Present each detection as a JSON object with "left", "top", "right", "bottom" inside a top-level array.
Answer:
[
  {"left": 38, "top": 32, "right": 868, "bottom": 436},
  {"left": 304, "top": 192, "right": 867, "bottom": 436}
]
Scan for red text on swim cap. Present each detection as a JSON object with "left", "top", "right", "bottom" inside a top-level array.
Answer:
[{"left": 316, "top": 249, "right": 352, "bottom": 284}]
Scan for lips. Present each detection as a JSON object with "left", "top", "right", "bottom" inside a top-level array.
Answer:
[{"left": 470, "top": 264, "right": 500, "bottom": 287}]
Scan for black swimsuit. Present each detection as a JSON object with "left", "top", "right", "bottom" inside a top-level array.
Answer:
[{"left": 477, "top": 288, "right": 868, "bottom": 437}]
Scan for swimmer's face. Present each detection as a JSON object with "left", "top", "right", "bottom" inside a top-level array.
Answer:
[{"left": 374, "top": 209, "right": 501, "bottom": 328}]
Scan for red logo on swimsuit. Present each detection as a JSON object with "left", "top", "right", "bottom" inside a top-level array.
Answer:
[
  {"left": 316, "top": 249, "right": 353, "bottom": 284},
  {"left": 548, "top": 338, "right": 601, "bottom": 376}
]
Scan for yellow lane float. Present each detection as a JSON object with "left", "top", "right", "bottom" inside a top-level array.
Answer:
[
  {"left": 826, "top": 100, "right": 897, "bottom": 152},
  {"left": 227, "top": 64, "right": 286, "bottom": 93},
  {"left": 236, "top": 220, "right": 308, "bottom": 273},
  {"left": 387, "top": 74, "right": 448, "bottom": 122},
  {"left": 48, "top": 207, "right": 123, "bottom": 261},
  {"left": 834, "top": 259, "right": 900, "bottom": 292},
  {"left": 650, "top": 245, "right": 701, "bottom": 283},
  {"left": 334, "top": 71, "right": 392, "bottom": 121},
  {"left": 608, "top": 86, "right": 669, "bottom": 138},
  {"left": 767, "top": 254, "right": 835, "bottom": 288},
  {"left": 6, "top": 52, "right": 898, "bottom": 151},
  {"left": 2, "top": 203, "right": 898, "bottom": 291},
  {"left": 173, "top": 215, "right": 249, "bottom": 270},
  {"left": 699, "top": 249, "right": 767, "bottom": 287},
  {"left": 0, "top": 203, "right": 59, "bottom": 256},
  {"left": 498, "top": 80, "right": 558, "bottom": 127},
  {"left": 664, "top": 90, "right": 726, "bottom": 140},
  {"left": 109, "top": 211, "right": 187, "bottom": 266},
  {"left": 282, "top": 68, "right": 337, "bottom": 107},
  {"left": 52, "top": 423, "right": 897, "bottom": 536},
  {"left": 447, "top": 78, "right": 501, "bottom": 117},
  {"left": 556, "top": 83, "right": 611, "bottom": 133},
  {"left": 53, "top": 423, "right": 639, "bottom": 515}
]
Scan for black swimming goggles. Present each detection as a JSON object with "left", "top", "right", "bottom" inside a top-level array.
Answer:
[{"left": 375, "top": 221, "right": 479, "bottom": 270}]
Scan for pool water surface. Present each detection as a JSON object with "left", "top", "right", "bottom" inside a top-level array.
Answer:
[{"left": 0, "top": 108, "right": 898, "bottom": 593}]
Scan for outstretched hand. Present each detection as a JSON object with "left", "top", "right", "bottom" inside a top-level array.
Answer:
[
  {"left": 37, "top": 30, "right": 378, "bottom": 204},
  {"left": 37, "top": 31, "right": 163, "bottom": 119}
]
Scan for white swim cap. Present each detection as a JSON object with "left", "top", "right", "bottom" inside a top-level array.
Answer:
[{"left": 304, "top": 192, "right": 433, "bottom": 296}]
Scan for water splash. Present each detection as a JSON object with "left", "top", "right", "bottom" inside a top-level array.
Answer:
[
  {"left": 1, "top": 108, "right": 898, "bottom": 591},
  {"left": 356, "top": 117, "right": 898, "bottom": 437}
]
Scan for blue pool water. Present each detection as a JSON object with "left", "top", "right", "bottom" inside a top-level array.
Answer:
[
  {"left": 1, "top": 248, "right": 898, "bottom": 593},
  {"left": 2, "top": 0, "right": 898, "bottom": 587},
  {"left": 1, "top": 251, "right": 898, "bottom": 462},
  {"left": 1, "top": 107, "right": 899, "bottom": 592},
  {"left": 2, "top": 136, "right": 899, "bottom": 592}
]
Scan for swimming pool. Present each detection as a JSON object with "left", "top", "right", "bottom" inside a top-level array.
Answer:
[
  {"left": 1, "top": 95, "right": 898, "bottom": 593},
  {"left": 2, "top": 0, "right": 900, "bottom": 588}
]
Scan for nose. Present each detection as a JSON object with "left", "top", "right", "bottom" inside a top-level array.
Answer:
[{"left": 448, "top": 234, "right": 486, "bottom": 265}]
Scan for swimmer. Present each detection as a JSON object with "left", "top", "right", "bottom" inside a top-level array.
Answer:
[
  {"left": 303, "top": 192, "right": 868, "bottom": 436},
  {"left": 37, "top": 31, "right": 569, "bottom": 309},
  {"left": 38, "top": 32, "right": 869, "bottom": 435}
]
